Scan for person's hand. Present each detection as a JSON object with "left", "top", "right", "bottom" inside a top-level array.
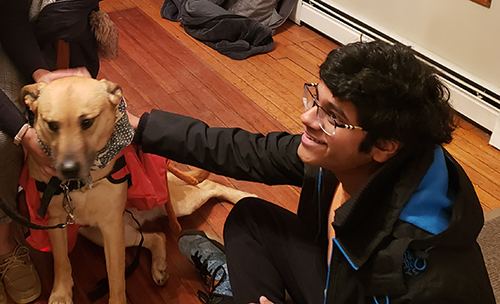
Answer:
[
  {"left": 127, "top": 110, "right": 140, "bottom": 130},
  {"left": 250, "top": 296, "right": 274, "bottom": 304},
  {"left": 20, "top": 127, "right": 56, "bottom": 178},
  {"left": 32, "top": 67, "right": 92, "bottom": 83}
]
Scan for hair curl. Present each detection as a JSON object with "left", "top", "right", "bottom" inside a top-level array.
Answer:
[{"left": 319, "top": 40, "right": 456, "bottom": 153}]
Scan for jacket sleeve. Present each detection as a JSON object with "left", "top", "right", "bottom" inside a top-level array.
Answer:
[
  {"left": 139, "top": 110, "right": 305, "bottom": 186},
  {"left": 0, "top": 0, "right": 49, "bottom": 80},
  {"left": 0, "top": 89, "right": 27, "bottom": 139}
]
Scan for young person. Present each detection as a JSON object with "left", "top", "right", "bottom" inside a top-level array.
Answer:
[{"left": 130, "top": 40, "right": 495, "bottom": 303}]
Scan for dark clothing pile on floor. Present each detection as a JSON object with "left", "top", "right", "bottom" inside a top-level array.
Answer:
[{"left": 160, "top": 0, "right": 296, "bottom": 59}]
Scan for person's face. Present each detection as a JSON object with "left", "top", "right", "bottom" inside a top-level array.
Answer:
[{"left": 297, "top": 81, "right": 377, "bottom": 176}]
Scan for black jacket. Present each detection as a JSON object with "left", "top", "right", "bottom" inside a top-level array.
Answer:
[
  {"left": 137, "top": 110, "right": 495, "bottom": 303},
  {"left": 33, "top": 0, "right": 101, "bottom": 78}
]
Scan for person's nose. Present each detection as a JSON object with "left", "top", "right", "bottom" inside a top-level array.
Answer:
[{"left": 300, "top": 107, "right": 320, "bottom": 130}]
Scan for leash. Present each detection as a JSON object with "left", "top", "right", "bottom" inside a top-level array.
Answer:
[{"left": 0, "top": 195, "right": 66, "bottom": 230}]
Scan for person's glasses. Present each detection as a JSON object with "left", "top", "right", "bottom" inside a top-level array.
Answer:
[{"left": 302, "top": 83, "right": 363, "bottom": 136}]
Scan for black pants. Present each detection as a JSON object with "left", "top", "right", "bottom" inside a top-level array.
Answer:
[{"left": 223, "top": 197, "right": 327, "bottom": 304}]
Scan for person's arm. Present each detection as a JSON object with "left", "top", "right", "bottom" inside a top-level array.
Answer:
[
  {"left": 134, "top": 110, "right": 305, "bottom": 186},
  {"left": 0, "top": 89, "right": 56, "bottom": 177},
  {"left": 0, "top": 0, "right": 50, "bottom": 81},
  {"left": 19, "top": 126, "right": 56, "bottom": 177},
  {"left": 0, "top": 90, "right": 27, "bottom": 139},
  {"left": 0, "top": 90, "right": 56, "bottom": 177}
]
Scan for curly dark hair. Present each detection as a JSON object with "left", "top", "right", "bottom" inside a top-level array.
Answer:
[{"left": 319, "top": 40, "right": 456, "bottom": 153}]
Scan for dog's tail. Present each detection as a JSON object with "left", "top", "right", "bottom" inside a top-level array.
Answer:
[{"left": 166, "top": 163, "right": 210, "bottom": 185}]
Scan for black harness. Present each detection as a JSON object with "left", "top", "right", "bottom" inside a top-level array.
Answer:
[
  {"left": 35, "top": 155, "right": 129, "bottom": 218},
  {"left": 0, "top": 155, "right": 129, "bottom": 230}
]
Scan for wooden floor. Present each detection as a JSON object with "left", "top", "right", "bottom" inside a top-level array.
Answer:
[{"left": 16, "top": 0, "right": 500, "bottom": 303}]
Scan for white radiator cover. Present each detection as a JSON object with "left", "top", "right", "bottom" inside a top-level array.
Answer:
[{"left": 292, "top": 0, "right": 500, "bottom": 149}]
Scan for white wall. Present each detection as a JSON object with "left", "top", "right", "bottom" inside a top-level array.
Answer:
[{"left": 319, "top": 0, "right": 500, "bottom": 96}]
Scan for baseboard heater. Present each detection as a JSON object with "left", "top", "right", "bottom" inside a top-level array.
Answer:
[{"left": 298, "top": 0, "right": 500, "bottom": 149}]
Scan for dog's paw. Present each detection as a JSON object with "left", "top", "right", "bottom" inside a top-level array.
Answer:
[{"left": 151, "top": 258, "right": 169, "bottom": 286}]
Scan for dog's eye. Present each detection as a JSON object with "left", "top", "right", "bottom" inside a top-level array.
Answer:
[
  {"left": 81, "top": 117, "right": 95, "bottom": 130},
  {"left": 47, "top": 121, "right": 59, "bottom": 133}
]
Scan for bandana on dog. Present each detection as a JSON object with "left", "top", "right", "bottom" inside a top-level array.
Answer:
[{"left": 91, "top": 99, "right": 135, "bottom": 170}]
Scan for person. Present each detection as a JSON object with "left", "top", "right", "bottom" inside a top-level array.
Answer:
[
  {"left": 133, "top": 40, "right": 495, "bottom": 303},
  {"left": 0, "top": 0, "right": 94, "bottom": 303}
]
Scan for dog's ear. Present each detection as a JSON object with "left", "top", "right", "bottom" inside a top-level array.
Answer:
[
  {"left": 100, "top": 79, "right": 123, "bottom": 105},
  {"left": 20, "top": 82, "right": 46, "bottom": 114}
]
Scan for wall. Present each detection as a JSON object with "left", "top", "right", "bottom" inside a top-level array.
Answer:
[{"left": 319, "top": 0, "right": 500, "bottom": 95}]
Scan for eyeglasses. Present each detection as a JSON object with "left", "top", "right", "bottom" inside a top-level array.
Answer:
[{"left": 302, "top": 83, "right": 363, "bottom": 136}]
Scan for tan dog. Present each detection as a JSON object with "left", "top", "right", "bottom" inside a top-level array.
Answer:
[{"left": 21, "top": 77, "right": 256, "bottom": 304}]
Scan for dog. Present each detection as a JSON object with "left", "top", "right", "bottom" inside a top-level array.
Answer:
[{"left": 21, "top": 76, "right": 256, "bottom": 304}]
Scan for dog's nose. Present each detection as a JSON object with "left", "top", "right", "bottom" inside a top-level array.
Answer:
[{"left": 61, "top": 158, "right": 81, "bottom": 179}]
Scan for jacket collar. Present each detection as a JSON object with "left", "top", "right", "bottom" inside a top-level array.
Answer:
[
  {"left": 330, "top": 146, "right": 484, "bottom": 270},
  {"left": 399, "top": 147, "right": 453, "bottom": 235},
  {"left": 331, "top": 146, "right": 434, "bottom": 269}
]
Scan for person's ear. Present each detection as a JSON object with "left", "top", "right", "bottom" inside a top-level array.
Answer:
[{"left": 372, "top": 139, "right": 401, "bottom": 163}]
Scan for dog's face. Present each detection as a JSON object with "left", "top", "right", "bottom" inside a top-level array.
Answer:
[{"left": 22, "top": 77, "right": 123, "bottom": 180}]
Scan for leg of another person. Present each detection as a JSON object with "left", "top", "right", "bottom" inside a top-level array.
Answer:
[
  {"left": 224, "top": 197, "right": 327, "bottom": 304},
  {"left": 0, "top": 132, "right": 41, "bottom": 304},
  {"left": 0, "top": 131, "right": 24, "bottom": 255}
]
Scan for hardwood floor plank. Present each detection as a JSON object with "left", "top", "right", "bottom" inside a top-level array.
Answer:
[
  {"left": 269, "top": 41, "right": 324, "bottom": 75},
  {"left": 278, "top": 21, "right": 321, "bottom": 43},
  {"left": 98, "top": 60, "right": 159, "bottom": 114},
  {"left": 276, "top": 57, "right": 320, "bottom": 83},
  {"left": 297, "top": 40, "right": 330, "bottom": 62},
  {"left": 453, "top": 126, "right": 500, "bottom": 166},
  {"left": 112, "top": 26, "right": 183, "bottom": 95},
  {"left": 250, "top": 54, "right": 310, "bottom": 96},
  {"left": 446, "top": 144, "right": 500, "bottom": 187}
]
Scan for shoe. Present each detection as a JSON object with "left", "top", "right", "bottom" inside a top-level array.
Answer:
[
  {"left": 0, "top": 245, "right": 41, "bottom": 304},
  {"left": 178, "top": 230, "right": 233, "bottom": 303},
  {"left": 0, "top": 281, "right": 6, "bottom": 304}
]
